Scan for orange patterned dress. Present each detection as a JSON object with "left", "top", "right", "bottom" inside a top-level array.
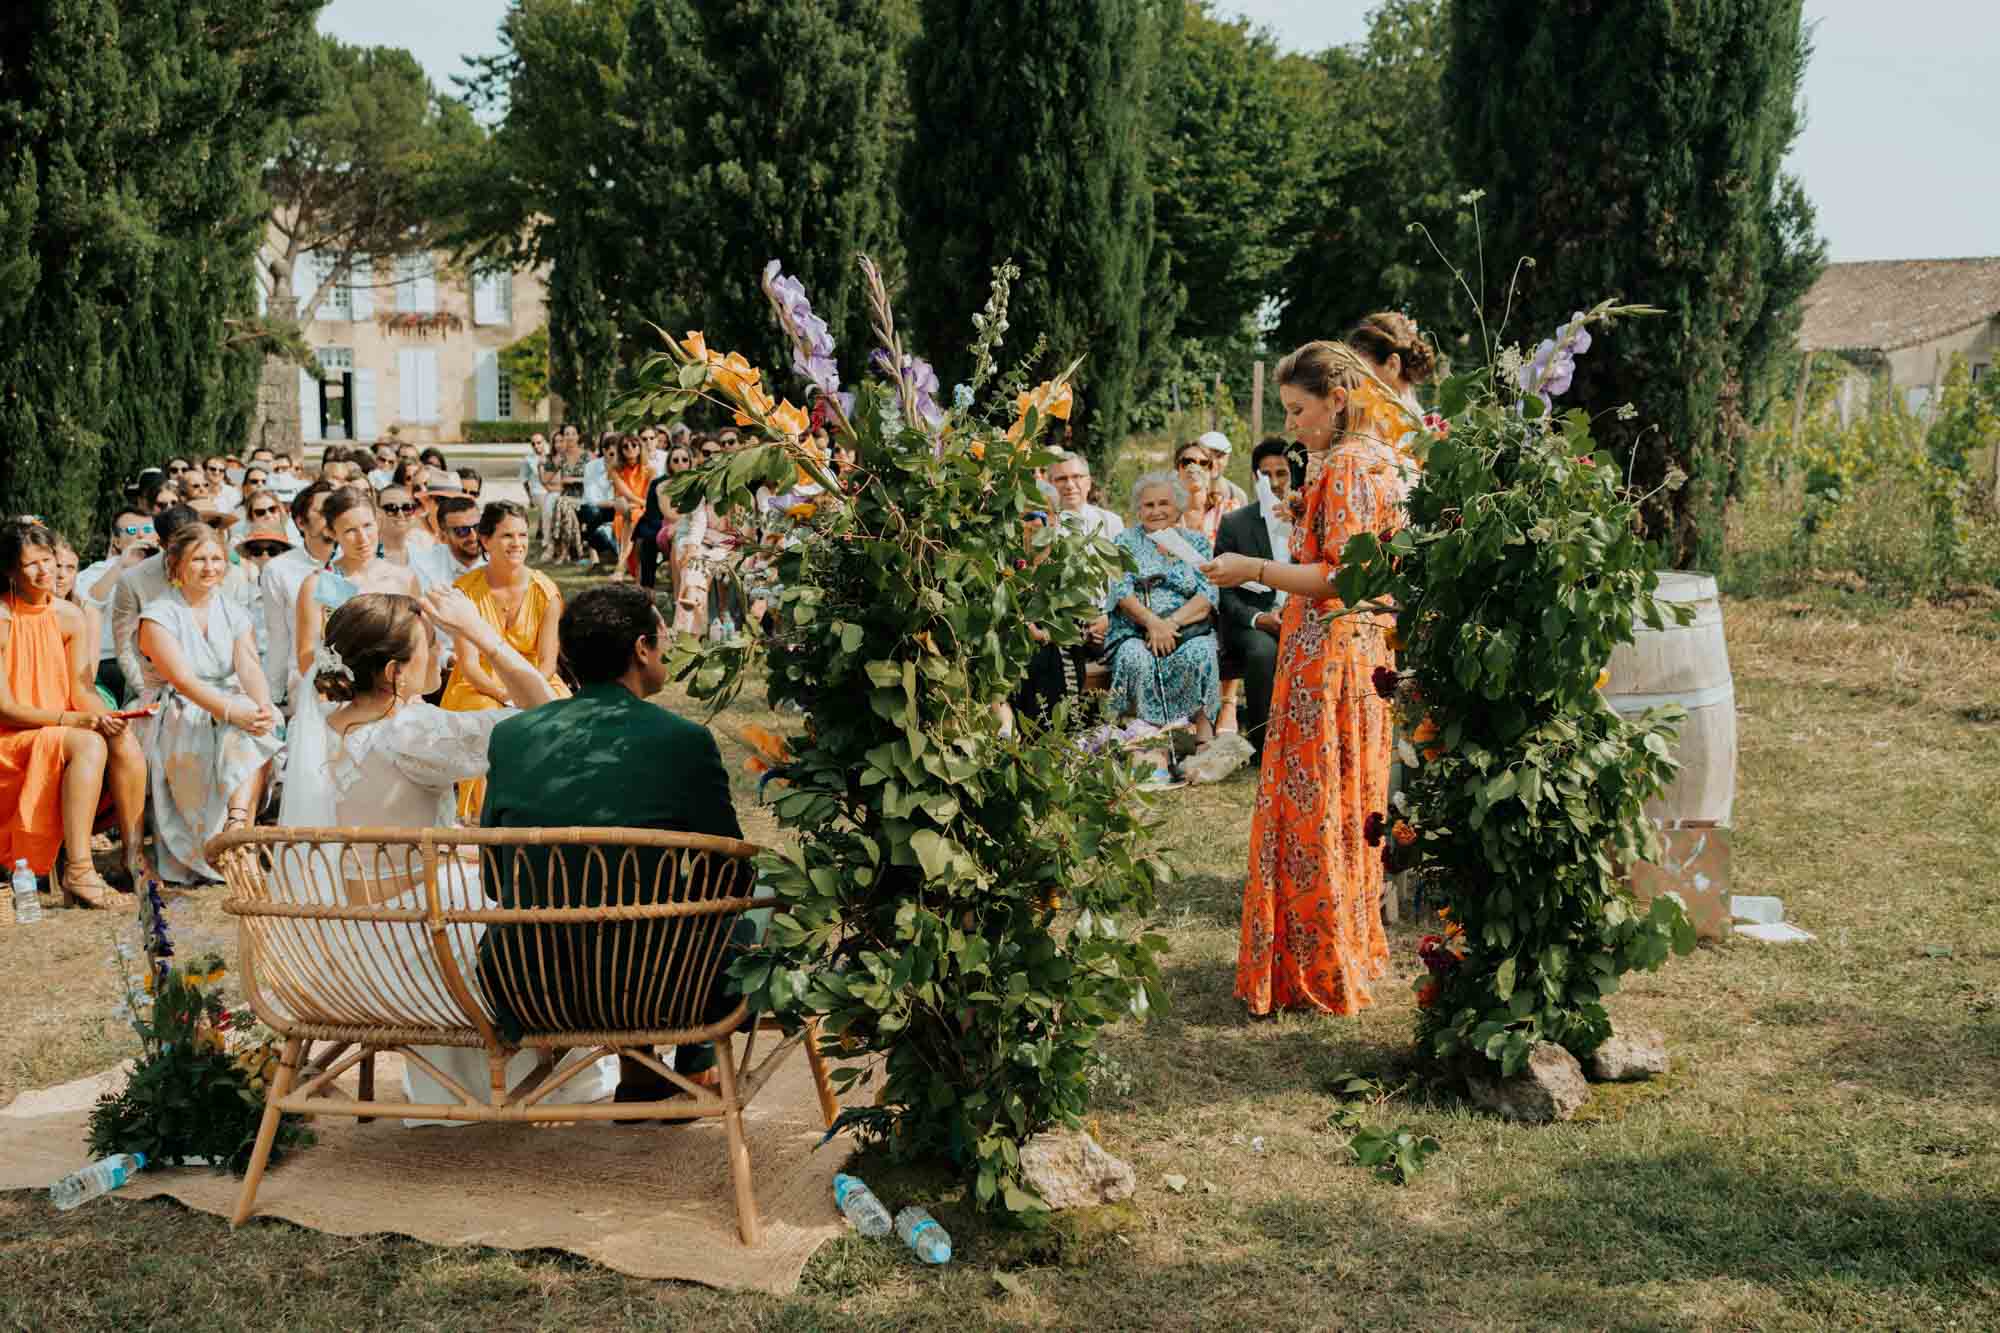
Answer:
[{"left": 1235, "top": 438, "right": 1408, "bottom": 1016}]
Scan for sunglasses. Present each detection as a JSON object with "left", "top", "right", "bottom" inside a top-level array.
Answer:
[
  {"left": 117, "top": 524, "right": 155, "bottom": 538},
  {"left": 444, "top": 522, "right": 479, "bottom": 538},
  {"left": 1177, "top": 456, "right": 1209, "bottom": 469},
  {"left": 242, "top": 543, "right": 288, "bottom": 559},
  {"left": 380, "top": 501, "right": 420, "bottom": 516},
  {"left": 206, "top": 463, "right": 227, "bottom": 473},
  {"left": 249, "top": 506, "right": 282, "bottom": 519},
  {"left": 1025, "top": 510, "right": 1050, "bottom": 524}
]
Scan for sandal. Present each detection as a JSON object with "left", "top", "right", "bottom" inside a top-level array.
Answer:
[{"left": 59, "top": 856, "right": 117, "bottom": 910}]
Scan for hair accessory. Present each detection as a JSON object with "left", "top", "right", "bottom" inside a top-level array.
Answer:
[{"left": 313, "top": 641, "right": 352, "bottom": 683}]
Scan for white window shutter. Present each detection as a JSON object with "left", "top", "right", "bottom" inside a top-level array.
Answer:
[
  {"left": 291, "top": 252, "right": 313, "bottom": 305},
  {"left": 348, "top": 253, "right": 372, "bottom": 319},
  {"left": 475, "top": 347, "right": 500, "bottom": 419},
  {"left": 398, "top": 348, "right": 421, "bottom": 420},
  {"left": 395, "top": 257, "right": 415, "bottom": 313},
  {"left": 416, "top": 348, "right": 440, "bottom": 422},
  {"left": 353, "top": 368, "right": 377, "bottom": 441},
  {"left": 255, "top": 256, "right": 269, "bottom": 316},
  {"left": 298, "top": 366, "right": 321, "bottom": 441},
  {"left": 414, "top": 256, "right": 436, "bottom": 315},
  {"left": 472, "top": 270, "right": 498, "bottom": 326}
]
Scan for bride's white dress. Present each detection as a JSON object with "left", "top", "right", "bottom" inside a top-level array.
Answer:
[{"left": 278, "top": 690, "right": 617, "bottom": 1126}]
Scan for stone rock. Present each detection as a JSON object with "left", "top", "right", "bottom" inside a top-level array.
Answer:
[
  {"left": 1729, "top": 895, "right": 1784, "bottom": 925},
  {"left": 1019, "top": 1129, "right": 1137, "bottom": 1210},
  {"left": 1588, "top": 1028, "right": 1668, "bottom": 1082},
  {"left": 1464, "top": 1042, "right": 1590, "bottom": 1123},
  {"left": 1736, "top": 921, "right": 1815, "bottom": 944}
]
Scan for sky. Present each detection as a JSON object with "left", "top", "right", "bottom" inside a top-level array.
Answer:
[{"left": 320, "top": 0, "right": 1996, "bottom": 264}]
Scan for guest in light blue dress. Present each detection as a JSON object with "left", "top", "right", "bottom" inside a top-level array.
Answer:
[
  {"left": 138, "top": 526, "right": 284, "bottom": 883},
  {"left": 1104, "top": 470, "right": 1222, "bottom": 742}
]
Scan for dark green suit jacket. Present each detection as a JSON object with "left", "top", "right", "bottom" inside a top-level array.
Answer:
[{"left": 477, "top": 682, "right": 745, "bottom": 1041}]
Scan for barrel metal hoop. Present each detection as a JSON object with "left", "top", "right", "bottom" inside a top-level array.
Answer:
[{"left": 1607, "top": 682, "right": 1735, "bottom": 713}]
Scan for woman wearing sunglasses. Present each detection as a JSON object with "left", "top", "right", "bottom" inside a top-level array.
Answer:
[
  {"left": 374, "top": 484, "right": 436, "bottom": 566},
  {"left": 294, "top": 488, "right": 421, "bottom": 679},
  {"left": 1174, "top": 442, "right": 1228, "bottom": 549}
]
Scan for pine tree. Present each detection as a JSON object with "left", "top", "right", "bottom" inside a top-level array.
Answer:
[
  {"left": 1446, "top": 1, "right": 1825, "bottom": 569},
  {"left": 612, "top": 0, "right": 901, "bottom": 383},
  {"left": 0, "top": 0, "right": 317, "bottom": 535},
  {"left": 901, "top": 0, "right": 1171, "bottom": 464}
]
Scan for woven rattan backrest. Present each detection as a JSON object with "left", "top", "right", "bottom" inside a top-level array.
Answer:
[{"left": 214, "top": 827, "right": 761, "bottom": 1042}]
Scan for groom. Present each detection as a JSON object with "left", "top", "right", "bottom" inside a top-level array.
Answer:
[{"left": 478, "top": 583, "right": 748, "bottom": 1109}]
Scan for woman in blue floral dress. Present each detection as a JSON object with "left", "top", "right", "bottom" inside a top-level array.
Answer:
[{"left": 1104, "top": 471, "right": 1221, "bottom": 744}]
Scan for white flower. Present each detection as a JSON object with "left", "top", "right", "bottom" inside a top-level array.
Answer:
[
  {"left": 1457, "top": 188, "right": 1487, "bottom": 205},
  {"left": 1616, "top": 402, "right": 1639, "bottom": 421}
]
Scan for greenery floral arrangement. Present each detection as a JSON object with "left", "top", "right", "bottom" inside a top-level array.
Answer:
[
  {"left": 616, "top": 258, "right": 1167, "bottom": 1212},
  {"left": 88, "top": 880, "right": 312, "bottom": 1171},
  {"left": 1334, "top": 297, "right": 1698, "bottom": 1077}
]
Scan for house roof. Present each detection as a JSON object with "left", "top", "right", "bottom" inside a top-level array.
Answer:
[{"left": 1798, "top": 257, "right": 2000, "bottom": 354}]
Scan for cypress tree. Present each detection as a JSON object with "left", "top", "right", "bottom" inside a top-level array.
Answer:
[
  {"left": 0, "top": 0, "right": 317, "bottom": 535},
  {"left": 613, "top": 0, "right": 900, "bottom": 381},
  {"left": 902, "top": 0, "right": 1171, "bottom": 464},
  {"left": 1446, "top": 1, "right": 1824, "bottom": 569}
]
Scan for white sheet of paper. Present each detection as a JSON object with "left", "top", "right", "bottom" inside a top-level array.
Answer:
[{"left": 1147, "top": 527, "right": 1205, "bottom": 567}]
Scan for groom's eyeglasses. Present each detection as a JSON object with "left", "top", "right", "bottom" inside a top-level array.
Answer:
[{"left": 380, "top": 502, "right": 420, "bottom": 516}]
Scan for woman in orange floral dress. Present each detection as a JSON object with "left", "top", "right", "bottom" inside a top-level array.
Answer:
[{"left": 1203, "top": 340, "right": 1411, "bottom": 1016}]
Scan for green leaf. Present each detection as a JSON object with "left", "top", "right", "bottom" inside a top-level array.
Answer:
[
  {"left": 1493, "top": 955, "right": 1517, "bottom": 1001},
  {"left": 908, "top": 829, "right": 952, "bottom": 880}
]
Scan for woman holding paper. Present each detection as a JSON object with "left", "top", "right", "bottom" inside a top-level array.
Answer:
[
  {"left": 1203, "top": 340, "right": 1409, "bottom": 1018},
  {"left": 1103, "top": 471, "right": 1221, "bottom": 746}
]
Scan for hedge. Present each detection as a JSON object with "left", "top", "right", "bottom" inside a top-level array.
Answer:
[{"left": 459, "top": 420, "right": 554, "bottom": 445}]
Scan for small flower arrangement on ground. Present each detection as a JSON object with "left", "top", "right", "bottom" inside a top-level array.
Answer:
[{"left": 87, "top": 881, "right": 312, "bottom": 1171}]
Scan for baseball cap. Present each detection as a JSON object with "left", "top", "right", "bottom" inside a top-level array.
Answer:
[{"left": 1195, "top": 430, "right": 1233, "bottom": 456}]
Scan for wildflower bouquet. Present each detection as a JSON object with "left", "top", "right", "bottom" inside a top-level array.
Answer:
[
  {"left": 87, "top": 881, "right": 312, "bottom": 1171},
  {"left": 615, "top": 258, "right": 1167, "bottom": 1213},
  {"left": 1337, "top": 296, "right": 1698, "bottom": 1078}
]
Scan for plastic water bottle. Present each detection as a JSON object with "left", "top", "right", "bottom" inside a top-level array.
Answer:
[
  {"left": 49, "top": 1152, "right": 147, "bottom": 1210},
  {"left": 11, "top": 858, "right": 41, "bottom": 925},
  {"left": 831, "top": 1173, "right": 893, "bottom": 1238},
  {"left": 895, "top": 1204, "right": 952, "bottom": 1264}
]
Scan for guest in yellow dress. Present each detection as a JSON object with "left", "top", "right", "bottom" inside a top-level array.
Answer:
[{"left": 439, "top": 502, "right": 569, "bottom": 820}]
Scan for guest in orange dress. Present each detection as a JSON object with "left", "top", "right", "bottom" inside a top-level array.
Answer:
[
  {"left": 0, "top": 520, "right": 149, "bottom": 906},
  {"left": 439, "top": 502, "right": 570, "bottom": 820},
  {"left": 607, "top": 433, "right": 653, "bottom": 583},
  {"left": 1203, "top": 341, "right": 1411, "bottom": 1016}
]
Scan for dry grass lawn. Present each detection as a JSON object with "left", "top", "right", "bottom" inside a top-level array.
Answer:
[{"left": 5, "top": 587, "right": 2000, "bottom": 1331}]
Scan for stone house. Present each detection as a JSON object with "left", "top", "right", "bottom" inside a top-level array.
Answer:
[
  {"left": 251, "top": 243, "right": 552, "bottom": 449},
  {"left": 1797, "top": 257, "right": 2000, "bottom": 423}
]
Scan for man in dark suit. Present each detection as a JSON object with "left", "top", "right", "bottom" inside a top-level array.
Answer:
[
  {"left": 1213, "top": 437, "right": 1295, "bottom": 756},
  {"left": 479, "top": 583, "right": 748, "bottom": 1107}
]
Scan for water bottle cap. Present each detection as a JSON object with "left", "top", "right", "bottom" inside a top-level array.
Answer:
[{"left": 130, "top": 1152, "right": 147, "bottom": 1169}]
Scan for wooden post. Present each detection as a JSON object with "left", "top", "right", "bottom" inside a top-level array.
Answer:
[{"left": 1251, "top": 360, "right": 1265, "bottom": 444}]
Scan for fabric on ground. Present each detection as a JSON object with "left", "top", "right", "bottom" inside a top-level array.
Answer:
[{"left": 0, "top": 1048, "right": 852, "bottom": 1295}]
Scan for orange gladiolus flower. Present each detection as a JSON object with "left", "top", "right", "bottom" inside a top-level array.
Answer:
[
  {"left": 1421, "top": 746, "right": 1442, "bottom": 763},
  {"left": 1004, "top": 379, "right": 1075, "bottom": 444},
  {"left": 680, "top": 331, "right": 709, "bottom": 361},
  {"left": 771, "top": 399, "right": 810, "bottom": 439},
  {"left": 1392, "top": 819, "right": 1418, "bottom": 847},
  {"left": 1595, "top": 667, "right": 1611, "bottom": 691},
  {"left": 1411, "top": 715, "right": 1439, "bottom": 743},
  {"left": 968, "top": 440, "right": 986, "bottom": 460}
]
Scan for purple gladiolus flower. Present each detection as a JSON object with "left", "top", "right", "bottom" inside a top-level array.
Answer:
[
  {"left": 1517, "top": 311, "right": 1593, "bottom": 409},
  {"left": 763, "top": 259, "right": 842, "bottom": 399},
  {"left": 870, "top": 348, "right": 945, "bottom": 432}
]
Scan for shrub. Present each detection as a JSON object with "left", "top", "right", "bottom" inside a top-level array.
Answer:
[
  {"left": 1333, "top": 302, "right": 1696, "bottom": 1076},
  {"left": 459, "top": 419, "right": 552, "bottom": 445},
  {"left": 615, "top": 258, "right": 1167, "bottom": 1212}
]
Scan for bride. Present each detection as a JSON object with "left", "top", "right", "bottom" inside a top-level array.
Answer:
[{"left": 279, "top": 585, "right": 616, "bottom": 1124}]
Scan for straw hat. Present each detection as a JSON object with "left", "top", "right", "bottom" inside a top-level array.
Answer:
[{"left": 233, "top": 522, "right": 294, "bottom": 555}]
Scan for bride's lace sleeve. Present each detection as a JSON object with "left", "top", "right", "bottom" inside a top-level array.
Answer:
[{"left": 384, "top": 703, "right": 519, "bottom": 789}]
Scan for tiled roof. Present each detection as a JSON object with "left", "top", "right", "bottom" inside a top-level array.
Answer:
[{"left": 1798, "top": 257, "right": 2000, "bottom": 354}]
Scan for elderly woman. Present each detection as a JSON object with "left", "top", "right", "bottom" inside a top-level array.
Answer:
[{"left": 1104, "top": 471, "right": 1221, "bottom": 745}]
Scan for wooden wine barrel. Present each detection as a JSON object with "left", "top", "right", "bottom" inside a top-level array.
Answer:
[{"left": 1603, "top": 571, "right": 1738, "bottom": 827}]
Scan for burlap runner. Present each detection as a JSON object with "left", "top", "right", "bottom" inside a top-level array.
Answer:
[{"left": 0, "top": 1050, "right": 852, "bottom": 1295}]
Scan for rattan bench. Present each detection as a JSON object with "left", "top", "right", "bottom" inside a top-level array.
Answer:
[{"left": 211, "top": 825, "right": 836, "bottom": 1245}]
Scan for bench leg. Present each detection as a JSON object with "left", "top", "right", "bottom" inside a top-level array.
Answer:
[
  {"left": 714, "top": 1037, "right": 760, "bottom": 1246},
  {"left": 804, "top": 1019, "right": 839, "bottom": 1131},
  {"left": 232, "top": 1036, "right": 302, "bottom": 1227}
]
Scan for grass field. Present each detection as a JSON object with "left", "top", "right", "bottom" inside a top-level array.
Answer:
[{"left": 6, "top": 580, "right": 2000, "bottom": 1331}]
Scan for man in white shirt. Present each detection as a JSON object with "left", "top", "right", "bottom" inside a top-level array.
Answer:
[
  {"left": 365, "top": 442, "right": 399, "bottom": 491},
  {"left": 79, "top": 507, "right": 157, "bottom": 705},
  {"left": 412, "top": 494, "right": 486, "bottom": 592},
  {"left": 576, "top": 435, "right": 619, "bottom": 569},
  {"left": 1046, "top": 451, "right": 1121, "bottom": 649},
  {"left": 1196, "top": 430, "right": 1250, "bottom": 510},
  {"left": 110, "top": 504, "right": 201, "bottom": 697},
  {"left": 260, "top": 480, "right": 335, "bottom": 710}
]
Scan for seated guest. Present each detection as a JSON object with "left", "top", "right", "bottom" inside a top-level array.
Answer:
[
  {"left": 278, "top": 588, "right": 614, "bottom": 1123},
  {"left": 1195, "top": 430, "right": 1250, "bottom": 510},
  {"left": 635, "top": 441, "right": 694, "bottom": 595},
  {"left": 411, "top": 494, "right": 485, "bottom": 593},
  {"left": 233, "top": 520, "right": 294, "bottom": 667},
  {"left": 1105, "top": 471, "right": 1221, "bottom": 746},
  {"left": 1213, "top": 437, "right": 1295, "bottom": 758},
  {"left": 141, "top": 476, "right": 181, "bottom": 515},
  {"left": 479, "top": 584, "right": 746, "bottom": 1108},
  {"left": 375, "top": 484, "right": 434, "bottom": 566},
  {"left": 49, "top": 535, "right": 104, "bottom": 704},
  {"left": 607, "top": 433, "right": 652, "bottom": 582},
  {"left": 294, "top": 488, "right": 421, "bottom": 679},
  {"left": 206, "top": 455, "right": 243, "bottom": 516},
  {"left": 259, "top": 480, "right": 334, "bottom": 712},
  {"left": 138, "top": 523, "right": 283, "bottom": 883},
  {"left": 439, "top": 502, "right": 568, "bottom": 820},
  {"left": 77, "top": 508, "right": 157, "bottom": 705},
  {"left": 575, "top": 433, "right": 621, "bottom": 572},
  {"left": 366, "top": 443, "right": 398, "bottom": 491},
  {"left": 419, "top": 446, "right": 448, "bottom": 473},
  {"left": 1175, "top": 440, "right": 1227, "bottom": 549},
  {"left": 1046, "top": 451, "right": 1120, "bottom": 655},
  {"left": 456, "top": 467, "right": 483, "bottom": 501},
  {"left": 0, "top": 520, "right": 148, "bottom": 904},
  {"left": 110, "top": 504, "right": 201, "bottom": 700}
]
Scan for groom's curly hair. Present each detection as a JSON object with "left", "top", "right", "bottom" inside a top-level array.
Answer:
[{"left": 559, "top": 584, "right": 661, "bottom": 686}]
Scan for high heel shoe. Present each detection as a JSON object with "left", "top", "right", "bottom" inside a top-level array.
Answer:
[{"left": 59, "top": 855, "right": 117, "bottom": 909}]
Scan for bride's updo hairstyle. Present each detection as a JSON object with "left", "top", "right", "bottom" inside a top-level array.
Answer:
[
  {"left": 1346, "top": 311, "right": 1437, "bottom": 386},
  {"left": 314, "top": 592, "right": 426, "bottom": 704}
]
